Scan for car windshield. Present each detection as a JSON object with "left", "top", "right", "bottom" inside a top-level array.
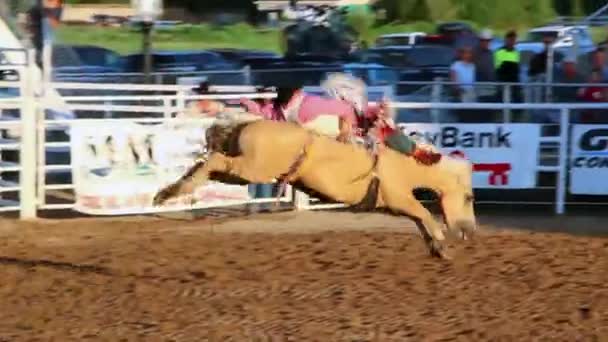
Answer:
[
  {"left": 376, "top": 37, "right": 410, "bottom": 47},
  {"left": 53, "top": 47, "right": 120, "bottom": 67},
  {"left": 525, "top": 31, "right": 559, "bottom": 42},
  {"left": 155, "top": 53, "right": 221, "bottom": 65},
  {"left": 362, "top": 47, "right": 455, "bottom": 67}
]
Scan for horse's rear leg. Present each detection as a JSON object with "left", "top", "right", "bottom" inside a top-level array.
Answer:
[
  {"left": 387, "top": 195, "right": 450, "bottom": 259},
  {"left": 153, "top": 152, "right": 268, "bottom": 206}
]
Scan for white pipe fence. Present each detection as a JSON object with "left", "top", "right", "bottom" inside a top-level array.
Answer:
[{"left": 5, "top": 71, "right": 608, "bottom": 218}]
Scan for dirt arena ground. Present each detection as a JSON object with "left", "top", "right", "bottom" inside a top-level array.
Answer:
[{"left": 0, "top": 211, "right": 607, "bottom": 341}]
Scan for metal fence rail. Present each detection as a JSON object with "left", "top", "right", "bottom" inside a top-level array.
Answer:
[{"left": 4, "top": 75, "right": 608, "bottom": 218}]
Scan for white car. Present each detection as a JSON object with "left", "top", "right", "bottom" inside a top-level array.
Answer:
[
  {"left": 522, "top": 25, "right": 595, "bottom": 52},
  {"left": 375, "top": 32, "right": 427, "bottom": 47}
]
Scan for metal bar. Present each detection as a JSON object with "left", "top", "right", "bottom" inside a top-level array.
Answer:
[
  {"left": 19, "top": 49, "right": 37, "bottom": 219},
  {"left": 555, "top": 108, "right": 569, "bottom": 215},
  {"left": 65, "top": 104, "right": 168, "bottom": 113},
  {"left": 536, "top": 166, "right": 560, "bottom": 172},
  {"left": 45, "top": 117, "right": 217, "bottom": 125},
  {"left": 44, "top": 184, "right": 74, "bottom": 190},
  {"left": 39, "top": 203, "right": 74, "bottom": 210},
  {"left": 60, "top": 93, "right": 275, "bottom": 102},
  {"left": 43, "top": 165, "right": 71, "bottom": 171},
  {"left": 389, "top": 102, "right": 608, "bottom": 109}
]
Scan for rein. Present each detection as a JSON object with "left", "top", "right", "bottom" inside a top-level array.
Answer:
[{"left": 274, "top": 133, "right": 315, "bottom": 205}]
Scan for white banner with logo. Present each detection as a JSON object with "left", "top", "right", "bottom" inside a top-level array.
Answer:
[
  {"left": 70, "top": 121, "right": 251, "bottom": 215},
  {"left": 399, "top": 124, "right": 541, "bottom": 189},
  {"left": 570, "top": 125, "right": 608, "bottom": 195}
]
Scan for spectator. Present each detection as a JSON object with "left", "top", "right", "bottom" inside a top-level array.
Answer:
[
  {"left": 474, "top": 29, "right": 495, "bottom": 82},
  {"left": 450, "top": 46, "right": 476, "bottom": 102},
  {"left": 474, "top": 29, "right": 496, "bottom": 105},
  {"left": 591, "top": 47, "right": 608, "bottom": 81},
  {"left": 577, "top": 68, "right": 607, "bottom": 123},
  {"left": 182, "top": 81, "right": 225, "bottom": 118},
  {"left": 27, "top": 0, "right": 63, "bottom": 67},
  {"left": 495, "top": 30, "right": 521, "bottom": 84},
  {"left": 495, "top": 30, "right": 522, "bottom": 119},
  {"left": 528, "top": 33, "right": 555, "bottom": 103},
  {"left": 553, "top": 56, "right": 586, "bottom": 103}
]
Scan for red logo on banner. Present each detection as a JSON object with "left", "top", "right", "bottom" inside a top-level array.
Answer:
[{"left": 449, "top": 150, "right": 512, "bottom": 186}]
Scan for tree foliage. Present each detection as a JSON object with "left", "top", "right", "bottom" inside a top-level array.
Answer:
[{"left": 372, "top": 0, "right": 608, "bottom": 29}]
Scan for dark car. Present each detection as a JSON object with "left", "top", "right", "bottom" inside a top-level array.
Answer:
[
  {"left": 52, "top": 45, "right": 123, "bottom": 73},
  {"left": 436, "top": 21, "right": 475, "bottom": 36},
  {"left": 359, "top": 45, "right": 457, "bottom": 94},
  {"left": 51, "top": 45, "right": 125, "bottom": 84},
  {"left": 419, "top": 22, "right": 478, "bottom": 48},
  {"left": 249, "top": 54, "right": 346, "bottom": 87},
  {"left": 207, "top": 49, "right": 281, "bottom": 67},
  {"left": 122, "top": 50, "right": 237, "bottom": 73},
  {"left": 122, "top": 50, "right": 242, "bottom": 84}
]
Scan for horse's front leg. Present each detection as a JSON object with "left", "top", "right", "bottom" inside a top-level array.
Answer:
[{"left": 153, "top": 152, "right": 256, "bottom": 206}]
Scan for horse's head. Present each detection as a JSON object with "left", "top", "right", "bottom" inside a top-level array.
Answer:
[
  {"left": 205, "top": 122, "right": 232, "bottom": 154},
  {"left": 437, "top": 156, "right": 477, "bottom": 239},
  {"left": 205, "top": 120, "right": 255, "bottom": 157}
]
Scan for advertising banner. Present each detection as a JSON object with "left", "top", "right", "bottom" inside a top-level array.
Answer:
[
  {"left": 399, "top": 124, "right": 541, "bottom": 189},
  {"left": 570, "top": 125, "right": 608, "bottom": 195},
  {"left": 70, "top": 121, "right": 250, "bottom": 215}
]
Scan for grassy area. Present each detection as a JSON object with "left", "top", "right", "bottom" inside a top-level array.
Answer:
[
  {"left": 57, "top": 24, "right": 283, "bottom": 54},
  {"left": 57, "top": 22, "right": 608, "bottom": 55}
]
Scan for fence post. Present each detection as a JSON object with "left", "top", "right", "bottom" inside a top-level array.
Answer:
[
  {"left": 176, "top": 89, "right": 186, "bottom": 115},
  {"left": 293, "top": 190, "right": 309, "bottom": 211},
  {"left": 19, "top": 50, "right": 38, "bottom": 219},
  {"left": 163, "top": 97, "right": 172, "bottom": 119},
  {"left": 243, "top": 65, "right": 251, "bottom": 85},
  {"left": 555, "top": 108, "right": 569, "bottom": 215},
  {"left": 430, "top": 77, "right": 441, "bottom": 122},
  {"left": 502, "top": 85, "right": 511, "bottom": 123}
]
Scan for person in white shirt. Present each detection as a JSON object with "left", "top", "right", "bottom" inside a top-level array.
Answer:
[{"left": 450, "top": 47, "right": 477, "bottom": 102}]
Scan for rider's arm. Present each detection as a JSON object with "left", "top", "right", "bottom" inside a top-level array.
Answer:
[
  {"left": 337, "top": 117, "right": 354, "bottom": 142},
  {"left": 240, "top": 98, "right": 264, "bottom": 115}
]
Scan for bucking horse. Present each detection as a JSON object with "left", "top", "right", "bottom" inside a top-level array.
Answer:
[{"left": 152, "top": 118, "right": 477, "bottom": 259}]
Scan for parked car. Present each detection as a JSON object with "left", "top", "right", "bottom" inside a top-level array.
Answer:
[
  {"left": 122, "top": 50, "right": 243, "bottom": 84},
  {"left": 374, "top": 32, "right": 427, "bottom": 47},
  {"left": 122, "top": 50, "right": 237, "bottom": 73},
  {"left": 207, "top": 49, "right": 281, "bottom": 67},
  {"left": 358, "top": 45, "right": 457, "bottom": 94},
  {"left": 249, "top": 54, "right": 345, "bottom": 87},
  {"left": 51, "top": 45, "right": 125, "bottom": 84},
  {"left": 52, "top": 45, "right": 123, "bottom": 72},
  {"left": 521, "top": 25, "right": 595, "bottom": 52}
]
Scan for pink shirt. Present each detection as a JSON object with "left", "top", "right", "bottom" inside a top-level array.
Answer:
[
  {"left": 285, "top": 92, "right": 357, "bottom": 125},
  {"left": 240, "top": 98, "right": 285, "bottom": 121}
]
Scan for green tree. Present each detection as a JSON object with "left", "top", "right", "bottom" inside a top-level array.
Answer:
[
  {"left": 346, "top": 8, "right": 375, "bottom": 44},
  {"left": 573, "top": 0, "right": 585, "bottom": 16}
]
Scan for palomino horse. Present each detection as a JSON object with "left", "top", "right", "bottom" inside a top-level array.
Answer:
[{"left": 153, "top": 119, "right": 476, "bottom": 259}]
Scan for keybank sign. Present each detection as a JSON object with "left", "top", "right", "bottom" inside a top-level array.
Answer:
[
  {"left": 399, "top": 124, "right": 540, "bottom": 189},
  {"left": 570, "top": 125, "right": 608, "bottom": 194},
  {"left": 404, "top": 126, "right": 512, "bottom": 149}
]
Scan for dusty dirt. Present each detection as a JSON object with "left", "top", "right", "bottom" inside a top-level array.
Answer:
[{"left": 0, "top": 211, "right": 607, "bottom": 341}]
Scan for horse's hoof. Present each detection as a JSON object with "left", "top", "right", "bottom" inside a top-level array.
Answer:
[
  {"left": 429, "top": 240, "right": 451, "bottom": 260},
  {"left": 461, "top": 226, "right": 475, "bottom": 241}
]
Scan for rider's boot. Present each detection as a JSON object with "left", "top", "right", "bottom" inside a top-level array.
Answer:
[{"left": 411, "top": 146, "right": 442, "bottom": 165}]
